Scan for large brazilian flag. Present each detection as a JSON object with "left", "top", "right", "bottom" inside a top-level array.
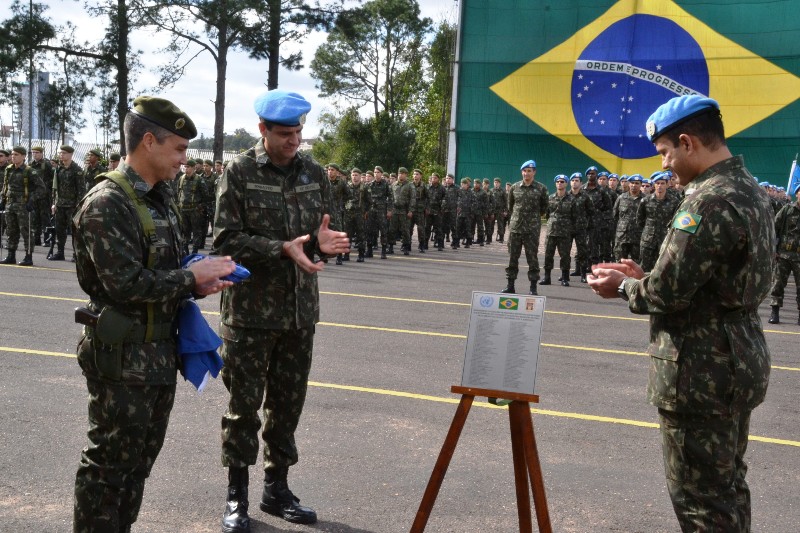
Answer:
[{"left": 452, "top": 0, "right": 800, "bottom": 188}]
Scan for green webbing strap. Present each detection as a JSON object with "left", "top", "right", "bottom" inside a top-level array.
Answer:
[{"left": 102, "top": 170, "right": 159, "bottom": 342}]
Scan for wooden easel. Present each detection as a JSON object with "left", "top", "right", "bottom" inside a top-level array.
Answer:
[{"left": 410, "top": 385, "right": 552, "bottom": 533}]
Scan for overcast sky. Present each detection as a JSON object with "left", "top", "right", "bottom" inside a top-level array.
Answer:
[{"left": 1, "top": 0, "right": 460, "bottom": 144}]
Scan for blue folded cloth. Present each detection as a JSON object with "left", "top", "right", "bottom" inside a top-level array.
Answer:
[
  {"left": 180, "top": 253, "right": 251, "bottom": 283},
  {"left": 177, "top": 299, "right": 224, "bottom": 392}
]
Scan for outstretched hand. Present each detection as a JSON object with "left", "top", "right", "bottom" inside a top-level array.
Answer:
[{"left": 282, "top": 215, "right": 350, "bottom": 275}]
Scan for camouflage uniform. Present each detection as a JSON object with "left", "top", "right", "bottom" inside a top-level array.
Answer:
[
  {"left": 410, "top": 180, "right": 429, "bottom": 251},
  {"left": 456, "top": 185, "right": 474, "bottom": 247},
  {"left": 441, "top": 182, "right": 459, "bottom": 247},
  {"left": 366, "top": 178, "right": 393, "bottom": 252},
  {"left": 177, "top": 172, "right": 211, "bottom": 254},
  {"left": 1, "top": 162, "right": 45, "bottom": 257},
  {"left": 471, "top": 183, "right": 486, "bottom": 245},
  {"left": 83, "top": 162, "right": 107, "bottom": 193},
  {"left": 53, "top": 160, "right": 84, "bottom": 257},
  {"left": 72, "top": 161, "right": 191, "bottom": 532},
  {"left": 582, "top": 184, "right": 612, "bottom": 264},
  {"left": 569, "top": 189, "right": 594, "bottom": 274},
  {"left": 426, "top": 181, "right": 445, "bottom": 249},
  {"left": 621, "top": 156, "right": 773, "bottom": 532},
  {"left": 613, "top": 192, "right": 644, "bottom": 261},
  {"left": 389, "top": 178, "right": 416, "bottom": 253},
  {"left": 29, "top": 156, "right": 54, "bottom": 243},
  {"left": 329, "top": 176, "right": 348, "bottom": 231},
  {"left": 213, "top": 141, "right": 335, "bottom": 477},
  {"left": 769, "top": 200, "right": 800, "bottom": 315},
  {"left": 602, "top": 186, "right": 618, "bottom": 261},
  {"left": 543, "top": 191, "right": 575, "bottom": 274},
  {"left": 201, "top": 171, "right": 217, "bottom": 237},
  {"left": 491, "top": 184, "right": 508, "bottom": 243},
  {"left": 637, "top": 192, "right": 680, "bottom": 272},
  {"left": 344, "top": 180, "right": 371, "bottom": 259},
  {"left": 506, "top": 180, "right": 548, "bottom": 283}
]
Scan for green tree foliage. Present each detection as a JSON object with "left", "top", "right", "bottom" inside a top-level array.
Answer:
[{"left": 189, "top": 127, "right": 259, "bottom": 151}]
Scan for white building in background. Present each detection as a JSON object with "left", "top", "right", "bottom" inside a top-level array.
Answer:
[{"left": 13, "top": 71, "right": 57, "bottom": 143}]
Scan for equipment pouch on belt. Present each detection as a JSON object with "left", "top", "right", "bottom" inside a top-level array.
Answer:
[{"left": 96, "top": 307, "right": 135, "bottom": 345}]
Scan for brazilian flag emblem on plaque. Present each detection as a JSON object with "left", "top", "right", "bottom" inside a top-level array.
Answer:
[
  {"left": 673, "top": 211, "right": 702, "bottom": 233},
  {"left": 499, "top": 298, "right": 519, "bottom": 310}
]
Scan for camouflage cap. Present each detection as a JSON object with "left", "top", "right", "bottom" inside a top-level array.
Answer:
[
  {"left": 59, "top": 145, "right": 75, "bottom": 153},
  {"left": 109, "top": 152, "right": 121, "bottom": 161},
  {"left": 88, "top": 148, "right": 103, "bottom": 158},
  {"left": 130, "top": 95, "right": 198, "bottom": 139},
  {"left": 11, "top": 146, "right": 26, "bottom": 155}
]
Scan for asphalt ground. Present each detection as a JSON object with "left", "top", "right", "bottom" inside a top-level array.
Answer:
[{"left": 1, "top": 232, "right": 798, "bottom": 533}]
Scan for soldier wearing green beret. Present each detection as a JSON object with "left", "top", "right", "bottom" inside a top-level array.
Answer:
[
  {"left": 29, "top": 146, "right": 54, "bottom": 246},
  {"left": 83, "top": 148, "right": 108, "bottom": 193},
  {"left": 1, "top": 146, "right": 45, "bottom": 265},
  {"left": 177, "top": 159, "right": 212, "bottom": 254},
  {"left": 425, "top": 172, "right": 445, "bottom": 251},
  {"left": 0, "top": 149, "right": 9, "bottom": 168},
  {"left": 456, "top": 177, "right": 474, "bottom": 248},
  {"left": 388, "top": 167, "right": 415, "bottom": 254},
  {"left": 200, "top": 159, "right": 217, "bottom": 239},
  {"left": 108, "top": 152, "right": 121, "bottom": 171},
  {"left": 71, "top": 96, "right": 236, "bottom": 532},
  {"left": 471, "top": 178, "right": 486, "bottom": 246},
  {"left": 410, "top": 169, "right": 429, "bottom": 252},
  {"left": 49, "top": 145, "right": 83, "bottom": 261}
]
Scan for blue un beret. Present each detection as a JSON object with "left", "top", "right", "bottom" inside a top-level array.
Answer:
[
  {"left": 608, "top": 173, "right": 618, "bottom": 179},
  {"left": 585, "top": 166, "right": 598, "bottom": 174},
  {"left": 520, "top": 159, "right": 536, "bottom": 170},
  {"left": 553, "top": 174, "right": 568, "bottom": 183},
  {"left": 651, "top": 171, "right": 669, "bottom": 183},
  {"left": 628, "top": 174, "right": 643, "bottom": 183},
  {"left": 254, "top": 90, "right": 311, "bottom": 126},
  {"left": 646, "top": 95, "right": 720, "bottom": 142},
  {"left": 569, "top": 172, "right": 583, "bottom": 181},
  {"left": 597, "top": 171, "right": 609, "bottom": 178}
]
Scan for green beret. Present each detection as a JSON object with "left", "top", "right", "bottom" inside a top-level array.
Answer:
[
  {"left": 186, "top": 159, "right": 197, "bottom": 167},
  {"left": 203, "top": 159, "right": 212, "bottom": 165},
  {"left": 0, "top": 149, "right": 9, "bottom": 156},
  {"left": 89, "top": 149, "right": 103, "bottom": 158},
  {"left": 214, "top": 160, "right": 223, "bottom": 165},
  {"left": 130, "top": 96, "right": 197, "bottom": 139},
  {"left": 31, "top": 146, "right": 44, "bottom": 153},
  {"left": 351, "top": 167, "right": 362, "bottom": 174},
  {"left": 11, "top": 146, "right": 26, "bottom": 156},
  {"left": 482, "top": 178, "right": 490, "bottom": 183},
  {"left": 461, "top": 177, "right": 471, "bottom": 184},
  {"left": 327, "top": 163, "right": 341, "bottom": 172},
  {"left": 374, "top": 165, "right": 384, "bottom": 172},
  {"left": 398, "top": 167, "right": 409, "bottom": 174},
  {"left": 494, "top": 177, "right": 501, "bottom": 181},
  {"left": 365, "top": 171, "right": 374, "bottom": 176},
  {"left": 109, "top": 152, "right": 121, "bottom": 161},
  {"left": 412, "top": 168, "right": 423, "bottom": 174},
  {"left": 60, "top": 145, "right": 75, "bottom": 153}
]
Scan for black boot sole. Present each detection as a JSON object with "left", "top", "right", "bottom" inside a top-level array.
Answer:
[{"left": 260, "top": 501, "right": 317, "bottom": 525}]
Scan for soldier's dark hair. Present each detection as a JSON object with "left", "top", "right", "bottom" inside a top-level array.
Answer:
[
  {"left": 661, "top": 109, "right": 726, "bottom": 150},
  {"left": 124, "top": 112, "right": 173, "bottom": 154}
]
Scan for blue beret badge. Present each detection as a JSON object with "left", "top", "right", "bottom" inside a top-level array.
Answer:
[{"left": 672, "top": 211, "right": 702, "bottom": 234}]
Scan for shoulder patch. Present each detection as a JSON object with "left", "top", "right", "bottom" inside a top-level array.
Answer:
[{"left": 672, "top": 211, "right": 702, "bottom": 233}]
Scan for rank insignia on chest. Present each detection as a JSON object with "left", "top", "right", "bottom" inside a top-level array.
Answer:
[{"left": 672, "top": 211, "right": 701, "bottom": 234}]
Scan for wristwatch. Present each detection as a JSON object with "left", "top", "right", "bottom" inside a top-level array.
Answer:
[{"left": 617, "top": 277, "right": 630, "bottom": 301}]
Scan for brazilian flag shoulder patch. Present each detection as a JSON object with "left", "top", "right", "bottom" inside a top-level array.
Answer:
[{"left": 672, "top": 211, "right": 702, "bottom": 234}]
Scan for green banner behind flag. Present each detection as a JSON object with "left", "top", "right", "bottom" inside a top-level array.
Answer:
[{"left": 454, "top": 0, "right": 800, "bottom": 187}]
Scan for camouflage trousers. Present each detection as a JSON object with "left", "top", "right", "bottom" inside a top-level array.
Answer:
[
  {"left": 599, "top": 221, "right": 615, "bottom": 261},
  {"left": 55, "top": 204, "right": 74, "bottom": 250},
  {"left": 614, "top": 240, "right": 640, "bottom": 263},
  {"left": 425, "top": 212, "right": 442, "bottom": 247},
  {"left": 181, "top": 208, "right": 206, "bottom": 252},
  {"left": 442, "top": 211, "right": 457, "bottom": 243},
  {"left": 493, "top": 212, "right": 506, "bottom": 242},
  {"left": 506, "top": 230, "right": 541, "bottom": 282},
  {"left": 587, "top": 224, "right": 605, "bottom": 264},
  {"left": 543, "top": 235, "right": 571, "bottom": 271},
  {"left": 33, "top": 197, "right": 50, "bottom": 239},
  {"left": 639, "top": 245, "right": 661, "bottom": 273},
  {"left": 659, "top": 407, "right": 753, "bottom": 533},
  {"left": 389, "top": 208, "right": 411, "bottom": 248},
  {"left": 483, "top": 215, "right": 494, "bottom": 243},
  {"left": 367, "top": 207, "right": 389, "bottom": 246},
  {"left": 74, "top": 378, "right": 176, "bottom": 532},
  {"left": 220, "top": 326, "right": 314, "bottom": 473},
  {"left": 344, "top": 210, "right": 366, "bottom": 252},
  {"left": 2, "top": 204, "right": 33, "bottom": 253},
  {"left": 409, "top": 211, "right": 427, "bottom": 249},
  {"left": 470, "top": 214, "right": 485, "bottom": 244},
  {"left": 769, "top": 256, "right": 800, "bottom": 308},
  {"left": 456, "top": 215, "right": 471, "bottom": 246},
  {"left": 570, "top": 229, "right": 589, "bottom": 270}
]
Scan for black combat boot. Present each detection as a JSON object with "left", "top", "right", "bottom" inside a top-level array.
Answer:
[
  {"left": 418, "top": 245, "right": 425, "bottom": 253},
  {"left": 768, "top": 305, "right": 780, "bottom": 324},
  {"left": 261, "top": 468, "right": 317, "bottom": 525},
  {"left": 570, "top": 267, "right": 580, "bottom": 276},
  {"left": 557, "top": 271, "right": 564, "bottom": 282},
  {"left": 580, "top": 267, "right": 587, "bottom": 283},
  {"left": 0, "top": 250, "right": 16, "bottom": 264},
  {"left": 539, "top": 270, "right": 551, "bottom": 285},
  {"left": 380, "top": 245, "right": 387, "bottom": 259},
  {"left": 387, "top": 244, "right": 394, "bottom": 255},
  {"left": 222, "top": 467, "right": 251, "bottom": 533},
  {"left": 343, "top": 252, "right": 350, "bottom": 261},
  {"left": 356, "top": 250, "right": 364, "bottom": 263},
  {"left": 529, "top": 281, "right": 538, "bottom": 295},
  {"left": 49, "top": 248, "right": 65, "bottom": 261},
  {"left": 501, "top": 280, "right": 516, "bottom": 293},
  {"left": 366, "top": 246, "right": 373, "bottom": 258},
  {"left": 560, "top": 270, "right": 570, "bottom": 287},
  {"left": 35, "top": 235, "right": 42, "bottom": 246},
  {"left": 18, "top": 253, "right": 33, "bottom": 266},
  {"left": 335, "top": 254, "right": 343, "bottom": 265},
  {"left": 403, "top": 245, "right": 410, "bottom": 256}
]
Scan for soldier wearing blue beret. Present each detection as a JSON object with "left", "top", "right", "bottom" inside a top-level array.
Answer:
[
  {"left": 214, "top": 89, "right": 350, "bottom": 530},
  {"left": 580, "top": 164, "right": 613, "bottom": 272},
  {"left": 589, "top": 94, "right": 775, "bottom": 532}
]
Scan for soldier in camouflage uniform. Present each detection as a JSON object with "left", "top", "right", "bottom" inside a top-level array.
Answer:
[
  {"left": 441, "top": 174, "right": 459, "bottom": 248},
  {"left": 491, "top": 177, "right": 508, "bottom": 243},
  {"left": 637, "top": 172, "right": 679, "bottom": 272},
  {"left": 343, "top": 168, "right": 371, "bottom": 262},
  {"left": 426, "top": 172, "right": 445, "bottom": 251},
  {"left": 409, "top": 169, "right": 429, "bottom": 252},
  {"left": 201, "top": 159, "right": 218, "bottom": 238},
  {"left": 768, "top": 184, "right": 800, "bottom": 324},
  {"left": 481, "top": 179, "right": 493, "bottom": 243},
  {"left": 0, "top": 147, "right": 45, "bottom": 265},
  {"left": 71, "top": 96, "right": 235, "bottom": 533},
  {"left": 503, "top": 160, "right": 548, "bottom": 295},
  {"left": 569, "top": 172, "right": 594, "bottom": 283},
  {"left": 83, "top": 149, "right": 107, "bottom": 192},
  {"left": 597, "top": 171, "right": 618, "bottom": 262},
  {"left": 327, "top": 164, "right": 349, "bottom": 264},
  {"left": 456, "top": 177, "right": 474, "bottom": 248},
  {"left": 366, "top": 167, "right": 393, "bottom": 259},
  {"left": 613, "top": 173, "right": 644, "bottom": 262},
  {"left": 177, "top": 159, "right": 212, "bottom": 255},
  {"left": 389, "top": 167, "right": 416, "bottom": 255},
  {"left": 589, "top": 95, "right": 774, "bottom": 532},
  {"left": 540, "top": 175, "right": 575, "bottom": 287},
  {"left": 108, "top": 152, "right": 121, "bottom": 171},
  {"left": 214, "top": 90, "right": 350, "bottom": 531},
  {"left": 29, "top": 146, "right": 53, "bottom": 246},
  {"left": 50, "top": 145, "right": 83, "bottom": 261},
  {"left": 470, "top": 178, "right": 486, "bottom": 246},
  {"left": 581, "top": 166, "right": 612, "bottom": 267}
]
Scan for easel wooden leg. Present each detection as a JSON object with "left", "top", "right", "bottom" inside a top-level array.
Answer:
[
  {"left": 410, "top": 394, "right": 474, "bottom": 533},
  {"left": 512, "top": 401, "right": 553, "bottom": 533},
  {"left": 509, "top": 402, "right": 533, "bottom": 533}
]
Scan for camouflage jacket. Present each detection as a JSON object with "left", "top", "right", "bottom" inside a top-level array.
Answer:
[
  {"left": 774, "top": 201, "right": 800, "bottom": 259},
  {"left": 412, "top": 181, "right": 429, "bottom": 214},
  {"left": 392, "top": 180, "right": 416, "bottom": 211},
  {"left": 345, "top": 181, "right": 371, "bottom": 214},
  {"left": 213, "top": 141, "right": 335, "bottom": 330},
  {"left": 53, "top": 160, "right": 84, "bottom": 207},
  {"left": 2, "top": 163, "right": 44, "bottom": 205},
  {"left": 508, "top": 180, "right": 548, "bottom": 234},
  {"left": 29, "top": 158, "right": 54, "bottom": 198},
  {"left": 472, "top": 187, "right": 488, "bottom": 217},
  {"left": 427, "top": 183, "right": 445, "bottom": 215},
  {"left": 545, "top": 192, "right": 575, "bottom": 238},
  {"left": 72, "top": 161, "right": 192, "bottom": 384},
  {"left": 582, "top": 184, "right": 612, "bottom": 230},
  {"left": 637, "top": 193, "right": 680, "bottom": 249},
  {"left": 622, "top": 156, "right": 774, "bottom": 414},
  {"left": 491, "top": 187, "right": 508, "bottom": 214},
  {"left": 570, "top": 190, "right": 594, "bottom": 231},
  {"left": 367, "top": 179, "right": 393, "bottom": 211},
  {"left": 442, "top": 183, "right": 459, "bottom": 213},
  {"left": 177, "top": 173, "right": 211, "bottom": 210},
  {"left": 613, "top": 192, "right": 644, "bottom": 244},
  {"left": 603, "top": 187, "right": 618, "bottom": 224},
  {"left": 83, "top": 163, "right": 107, "bottom": 192},
  {"left": 457, "top": 187, "right": 474, "bottom": 217},
  {"left": 330, "top": 177, "right": 348, "bottom": 217}
]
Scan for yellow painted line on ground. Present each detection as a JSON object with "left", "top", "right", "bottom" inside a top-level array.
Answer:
[
  {"left": 388, "top": 255, "right": 506, "bottom": 267},
  {"left": 0, "top": 264, "right": 74, "bottom": 273},
  {"left": 318, "top": 321, "right": 467, "bottom": 338},
  {"left": 2, "top": 346, "right": 796, "bottom": 447},
  {"left": 0, "top": 291, "right": 84, "bottom": 302},
  {"left": 322, "top": 291, "right": 468, "bottom": 307}
]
